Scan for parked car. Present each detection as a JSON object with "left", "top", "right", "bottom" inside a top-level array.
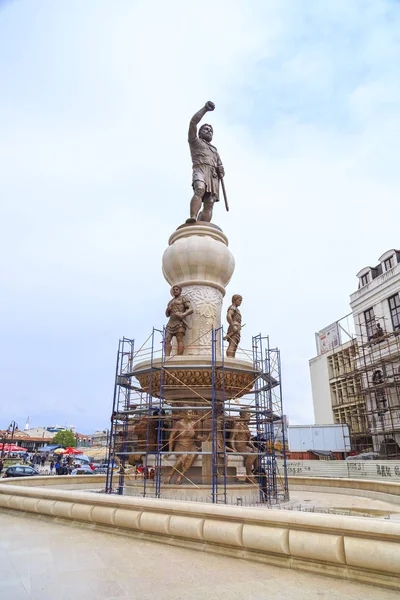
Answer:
[
  {"left": 93, "top": 465, "right": 108, "bottom": 474},
  {"left": 89, "top": 463, "right": 101, "bottom": 471},
  {"left": 75, "top": 455, "right": 91, "bottom": 463},
  {"left": 71, "top": 466, "right": 94, "bottom": 475},
  {"left": 3, "top": 465, "right": 40, "bottom": 478},
  {"left": 94, "top": 463, "right": 118, "bottom": 474}
]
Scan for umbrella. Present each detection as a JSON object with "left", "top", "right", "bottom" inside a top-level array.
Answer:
[
  {"left": 54, "top": 447, "right": 65, "bottom": 454},
  {"left": 0, "top": 444, "right": 28, "bottom": 452},
  {"left": 63, "top": 447, "right": 83, "bottom": 455}
]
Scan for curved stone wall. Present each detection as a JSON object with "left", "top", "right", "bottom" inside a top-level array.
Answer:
[
  {"left": 0, "top": 476, "right": 400, "bottom": 590},
  {"left": 289, "top": 475, "right": 400, "bottom": 505}
]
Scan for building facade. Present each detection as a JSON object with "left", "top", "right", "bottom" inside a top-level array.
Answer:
[{"left": 310, "top": 249, "right": 400, "bottom": 456}]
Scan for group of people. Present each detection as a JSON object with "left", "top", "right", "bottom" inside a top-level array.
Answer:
[
  {"left": 134, "top": 465, "right": 155, "bottom": 480},
  {"left": 22, "top": 452, "right": 77, "bottom": 475},
  {"left": 23, "top": 452, "right": 47, "bottom": 468},
  {"left": 53, "top": 455, "right": 76, "bottom": 475}
]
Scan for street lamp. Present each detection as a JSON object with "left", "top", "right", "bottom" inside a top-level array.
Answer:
[
  {"left": 105, "top": 429, "right": 110, "bottom": 448},
  {"left": 0, "top": 421, "right": 18, "bottom": 460},
  {"left": 7, "top": 421, "right": 18, "bottom": 458},
  {"left": 0, "top": 427, "right": 11, "bottom": 460}
]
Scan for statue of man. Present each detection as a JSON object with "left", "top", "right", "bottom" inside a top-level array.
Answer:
[
  {"left": 229, "top": 410, "right": 258, "bottom": 482},
  {"left": 165, "top": 285, "right": 193, "bottom": 356},
  {"left": 225, "top": 294, "right": 242, "bottom": 358},
  {"left": 187, "top": 101, "right": 225, "bottom": 224},
  {"left": 126, "top": 415, "right": 157, "bottom": 466},
  {"left": 164, "top": 410, "right": 200, "bottom": 485}
]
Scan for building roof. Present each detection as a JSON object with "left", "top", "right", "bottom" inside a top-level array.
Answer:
[{"left": 0, "top": 430, "right": 53, "bottom": 443}]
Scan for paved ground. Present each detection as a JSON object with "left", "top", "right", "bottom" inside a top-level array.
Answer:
[
  {"left": 274, "top": 490, "right": 400, "bottom": 520},
  {"left": 0, "top": 510, "right": 398, "bottom": 600}
]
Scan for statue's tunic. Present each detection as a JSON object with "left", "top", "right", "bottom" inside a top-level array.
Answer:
[
  {"left": 166, "top": 295, "right": 190, "bottom": 335},
  {"left": 226, "top": 305, "right": 242, "bottom": 344},
  {"left": 189, "top": 136, "right": 222, "bottom": 201}
]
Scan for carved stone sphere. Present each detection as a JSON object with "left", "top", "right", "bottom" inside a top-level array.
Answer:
[{"left": 162, "top": 223, "right": 235, "bottom": 295}]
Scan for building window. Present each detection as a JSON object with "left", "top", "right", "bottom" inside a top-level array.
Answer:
[
  {"left": 364, "top": 307, "right": 375, "bottom": 340},
  {"left": 372, "top": 369, "right": 384, "bottom": 385},
  {"left": 384, "top": 256, "right": 394, "bottom": 271},
  {"left": 375, "top": 390, "right": 387, "bottom": 414},
  {"left": 388, "top": 294, "right": 400, "bottom": 330},
  {"left": 361, "top": 273, "right": 369, "bottom": 286}
]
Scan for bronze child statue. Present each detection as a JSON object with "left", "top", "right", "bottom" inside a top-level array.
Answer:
[
  {"left": 225, "top": 294, "right": 242, "bottom": 358},
  {"left": 164, "top": 285, "right": 193, "bottom": 356}
]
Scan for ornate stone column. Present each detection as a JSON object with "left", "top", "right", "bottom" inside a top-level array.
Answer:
[{"left": 162, "top": 223, "right": 235, "bottom": 356}]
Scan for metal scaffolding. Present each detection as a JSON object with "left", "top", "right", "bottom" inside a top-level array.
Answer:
[
  {"left": 327, "top": 316, "right": 400, "bottom": 457},
  {"left": 252, "top": 334, "right": 289, "bottom": 502},
  {"left": 105, "top": 326, "right": 289, "bottom": 504}
]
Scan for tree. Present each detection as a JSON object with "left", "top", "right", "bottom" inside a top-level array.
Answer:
[{"left": 52, "top": 430, "right": 76, "bottom": 448}]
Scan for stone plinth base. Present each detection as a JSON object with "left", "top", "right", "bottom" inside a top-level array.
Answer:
[
  {"left": 124, "top": 482, "right": 260, "bottom": 504},
  {"left": 139, "top": 454, "right": 247, "bottom": 486}
]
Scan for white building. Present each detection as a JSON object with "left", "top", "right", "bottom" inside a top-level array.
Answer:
[
  {"left": 310, "top": 249, "right": 400, "bottom": 455},
  {"left": 90, "top": 430, "right": 110, "bottom": 446}
]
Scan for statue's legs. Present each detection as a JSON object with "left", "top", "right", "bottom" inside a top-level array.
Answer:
[
  {"left": 198, "top": 198, "right": 214, "bottom": 223},
  {"left": 176, "top": 332, "right": 185, "bottom": 355},
  {"left": 164, "top": 331, "right": 173, "bottom": 356},
  {"left": 165, "top": 456, "right": 184, "bottom": 484},
  {"left": 244, "top": 454, "right": 258, "bottom": 483},
  {"left": 164, "top": 469, "right": 174, "bottom": 484},
  {"left": 226, "top": 339, "right": 238, "bottom": 358},
  {"left": 189, "top": 181, "right": 206, "bottom": 221},
  {"left": 226, "top": 334, "right": 240, "bottom": 358},
  {"left": 165, "top": 454, "right": 195, "bottom": 484},
  {"left": 176, "top": 453, "right": 197, "bottom": 484}
]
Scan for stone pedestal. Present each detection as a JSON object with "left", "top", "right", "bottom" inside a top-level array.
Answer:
[
  {"left": 131, "top": 223, "right": 255, "bottom": 405},
  {"left": 162, "top": 223, "right": 235, "bottom": 356},
  {"left": 143, "top": 453, "right": 248, "bottom": 485}
]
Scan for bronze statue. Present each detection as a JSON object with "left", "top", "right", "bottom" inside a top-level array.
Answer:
[
  {"left": 164, "top": 411, "right": 200, "bottom": 485},
  {"left": 229, "top": 410, "right": 258, "bottom": 482},
  {"left": 125, "top": 415, "right": 158, "bottom": 466},
  {"left": 225, "top": 294, "right": 242, "bottom": 358},
  {"left": 165, "top": 285, "right": 193, "bottom": 356},
  {"left": 187, "top": 101, "right": 225, "bottom": 223}
]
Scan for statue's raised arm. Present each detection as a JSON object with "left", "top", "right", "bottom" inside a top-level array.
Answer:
[{"left": 188, "top": 101, "right": 215, "bottom": 141}]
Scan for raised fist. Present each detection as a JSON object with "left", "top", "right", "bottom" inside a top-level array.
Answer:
[{"left": 205, "top": 101, "right": 215, "bottom": 111}]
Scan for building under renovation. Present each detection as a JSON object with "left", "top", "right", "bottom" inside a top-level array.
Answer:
[{"left": 310, "top": 249, "right": 400, "bottom": 457}]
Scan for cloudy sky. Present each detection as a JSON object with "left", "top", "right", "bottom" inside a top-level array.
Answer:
[{"left": 1, "top": 0, "right": 399, "bottom": 434}]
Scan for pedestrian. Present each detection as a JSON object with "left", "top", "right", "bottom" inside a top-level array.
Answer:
[
  {"left": 41, "top": 456, "right": 46, "bottom": 468},
  {"left": 55, "top": 459, "right": 61, "bottom": 475},
  {"left": 0, "top": 458, "right": 3, "bottom": 475},
  {"left": 50, "top": 460, "right": 54, "bottom": 475}
]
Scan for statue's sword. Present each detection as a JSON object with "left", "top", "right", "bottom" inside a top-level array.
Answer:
[{"left": 221, "top": 178, "right": 229, "bottom": 212}]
